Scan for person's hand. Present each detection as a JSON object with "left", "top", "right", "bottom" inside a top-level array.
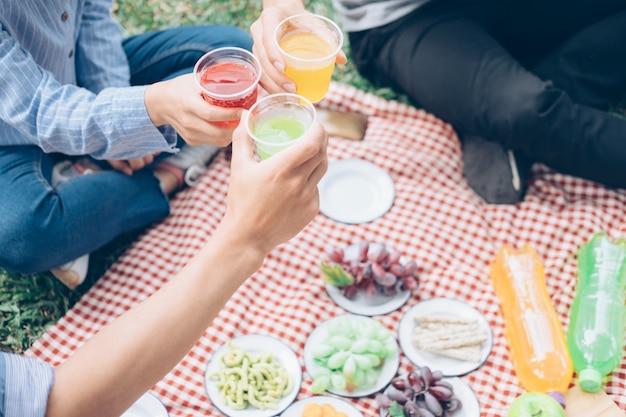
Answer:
[
  {"left": 220, "top": 113, "right": 328, "bottom": 256},
  {"left": 144, "top": 73, "right": 241, "bottom": 147},
  {"left": 107, "top": 153, "right": 158, "bottom": 176},
  {"left": 250, "top": 6, "right": 348, "bottom": 96}
]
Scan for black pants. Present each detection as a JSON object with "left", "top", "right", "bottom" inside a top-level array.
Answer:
[{"left": 349, "top": 0, "right": 626, "bottom": 188}]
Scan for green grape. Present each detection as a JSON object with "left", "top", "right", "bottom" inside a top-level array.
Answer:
[
  {"left": 310, "top": 316, "right": 397, "bottom": 394},
  {"left": 351, "top": 353, "right": 374, "bottom": 369},
  {"left": 363, "top": 353, "right": 383, "bottom": 368},
  {"left": 364, "top": 368, "right": 379, "bottom": 386},
  {"left": 350, "top": 339, "right": 370, "bottom": 354},
  {"left": 311, "top": 375, "right": 331, "bottom": 394},
  {"left": 326, "top": 351, "right": 350, "bottom": 369},
  {"left": 327, "top": 317, "right": 353, "bottom": 337},
  {"left": 310, "top": 343, "right": 335, "bottom": 359},
  {"left": 383, "top": 340, "right": 398, "bottom": 357},
  {"left": 350, "top": 368, "right": 365, "bottom": 387},
  {"left": 367, "top": 339, "right": 384, "bottom": 355},
  {"left": 374, "top": 324, "right": 391, "bottom": 341},
  {"left": 310, "top": 367, "right": 331, "bottom": 379},
  {"left": 342, "top": 355, "right": 356, "bottom": 376},
  {"left": 331, "top": 374, "right": 347, "bottom": 390},
  {"left": 326, "top": 335, "right": 353, "bottom": 350},
  {"left": 353, "top": 320, "right": 375, "bottom": 338}
]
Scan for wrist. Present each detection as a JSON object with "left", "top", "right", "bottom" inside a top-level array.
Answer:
[
  {"left": 144, "top": 83, "right": 167, "bottom": 127},
  {"left": 208, "top": 218, "right": 269, "bottom": 275}
]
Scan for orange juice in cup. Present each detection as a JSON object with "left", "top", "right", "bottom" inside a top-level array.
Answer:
[{"left": 275, "top": 14, "right": 343, "bottom": 103}]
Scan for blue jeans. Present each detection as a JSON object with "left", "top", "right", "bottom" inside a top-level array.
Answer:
[{"left": 0, "top": 25, "right": 252, "bottom": 273}]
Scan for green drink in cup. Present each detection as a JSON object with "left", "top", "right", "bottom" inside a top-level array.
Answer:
[{"left": 246, "top": 93, "right": 316, "bottom": 159}]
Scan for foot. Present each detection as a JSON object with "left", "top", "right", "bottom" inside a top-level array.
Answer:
[
  {"left": 51, "top": 158, "right": 99, "bottom": 187},
  {"left": 50, "top": 254, "right": 90, "bottom": 289},
  {"left": 461, "top": 134, "right": 533, "bottom": 204},
  {"left": 155, "top": 144, "right": 221, "bottom": 188},
  {"left": 50, "top": 160, "right": 94, "bottom": 288}
]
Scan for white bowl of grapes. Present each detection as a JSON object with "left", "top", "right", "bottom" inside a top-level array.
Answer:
[
  {"left": 320, "top": 241, "right": 419, "bottom": 316},
  {"left": 376, "top": 368, "right": 480, "bottom": 417}
]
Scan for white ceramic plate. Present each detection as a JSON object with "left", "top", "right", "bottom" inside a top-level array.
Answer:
[
  {"left": 378, "top": 374, "right": 480, "bottom": 417},
  {"left": 398, "top": 298, "right": 493, "bottom": 376},
  {"left": 205, "top": 334, "right": 303, "bottom": 417},
  {"left": 303, "top": 315, "right": 400, "bottom": 398},
  {"left": 318, "top": 158, "right": 395, "bottom": 224},
  {"left": 121, "top": 392, "right": 169, "bottom": 417},
  {"left": 324, "top": 243, "right": 411, "bottom": 316},
  {"left": 281, "top": 396, "right": 365, "bottom": 417},
  {"left": 445, "top": 377, "right": 481, "bottom": 417}
]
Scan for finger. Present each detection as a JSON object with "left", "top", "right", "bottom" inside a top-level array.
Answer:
[
  {"left": 230, "top": 111, "right": 257, "bottom": 168},
  {"left": 127, "top": 157, "right": 150, "bottom": 171},
  {"left": 254, "top": 16, "right": 297, "bottom": 94},
  {"left": 260, "top": 14, "right": 286, "bottom": 75},
  {"left": 285, "top": 122, "right": 328, "bottom": 168},
  {"left": 195, "top": 101, "right": 244, "bottom": 125},
  {"left": 307, "top": 187, "right": 321, "bottom": 216},
  {"left": 336, "top": 51, "right": 348, "bottom": 66},
  {"left": 108, "top": 160, "right": 132, "bottom": 176},
  {"left": 126, "top": 159, "right": 142, "bottom": 171},
  {"left": 253, "top": 43, "right": 289, "bottom": 95},
  {"left": 307, "top": 150, "right": 329, "bottom": 186},
  {"left": 294, "top": 124, "right": 329, "bottom": 187},
  {"left": 269, "top": 122, "right": 327, "bottom": 173}
]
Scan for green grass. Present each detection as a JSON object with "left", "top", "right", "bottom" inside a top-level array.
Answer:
[{"left": 0, "top": 231, "right": 141, "bottom": 353}]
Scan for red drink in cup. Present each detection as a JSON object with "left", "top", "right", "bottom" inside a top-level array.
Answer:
[
  {"left": 194, "top": 47, "right": 262, "bottom": 127},
  {"left": 199, "top": 62, "right": 258, "bottom": 108}
]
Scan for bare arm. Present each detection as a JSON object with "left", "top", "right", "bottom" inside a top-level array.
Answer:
[{"left": 45, "top": 116, "right": 328, "bottom": 417}]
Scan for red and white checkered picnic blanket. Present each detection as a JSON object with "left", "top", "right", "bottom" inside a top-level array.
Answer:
[{"left": 27, "top": 82, "right": 626, "bottom": 416}]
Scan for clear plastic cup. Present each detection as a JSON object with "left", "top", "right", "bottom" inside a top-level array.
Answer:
[
  {"left": 246, "top": 93, "right": 316, "bottom": 160},
  {"left": 274, "top": 13, "right": 343, "bottom": 103},
  {"left": 193, "top": 47, "right": 262, "bottom": 127}
]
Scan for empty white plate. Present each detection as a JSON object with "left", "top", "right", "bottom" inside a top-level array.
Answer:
[{"left": 318, "top": 158, "right": 395, "bottom": 224}]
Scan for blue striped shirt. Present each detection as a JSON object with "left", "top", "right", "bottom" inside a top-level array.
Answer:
[
  {"left": 0, "top": 353, "right": 54, "bottom": 417},
  {"left": 0, "top": 0, "right": 176, "bottom": 160}
]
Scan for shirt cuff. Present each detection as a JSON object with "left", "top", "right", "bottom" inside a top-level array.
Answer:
[
  {"left": 3, "top": 353, "right": 54, "bottom": 417},
  {"left": 0, "top": 352, "right": 5, "bottom": 417}
]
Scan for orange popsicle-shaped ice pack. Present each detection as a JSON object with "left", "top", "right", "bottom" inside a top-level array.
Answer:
[{"left": 490, "top": 245, "right": 573, "bottom": 394}]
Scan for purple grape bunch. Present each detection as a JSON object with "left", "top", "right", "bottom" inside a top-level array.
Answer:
[
  {"left": 376, "top": 367, "right": 462, "bottom": 417},
  {"left": 322, "top": 241, "right": 419, "bottom": 299}
]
